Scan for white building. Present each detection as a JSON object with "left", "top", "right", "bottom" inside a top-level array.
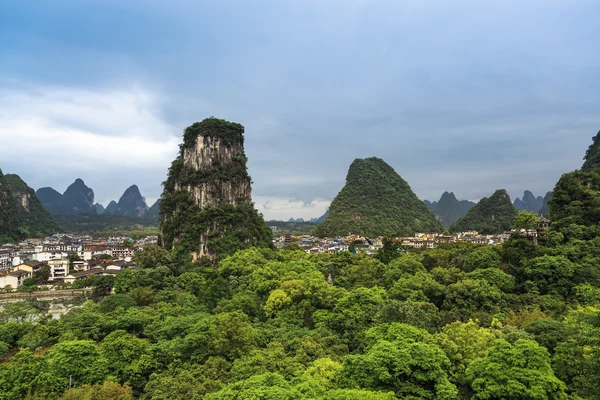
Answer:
[
  {"left": 47, "top": 259, "right": 69, "bottom": 280},
  {"left": 0, "top": 270, "right": 31, "bottom": 288},
  {"left": 32, "top": 251, "right": 69, "bottom": 262}
]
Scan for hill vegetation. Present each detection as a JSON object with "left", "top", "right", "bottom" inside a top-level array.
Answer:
[
  {"left": 581, "top": 130, "right": 600, "bottom": 172},
  {"left": 450, "top": 189, "right": 517, "bottom": 234},
  {"left": 0, "top": 171, "right": 60, "bottom": 242},
  {"left": 53, "top": 213, "right": 157, "bottom": 233},
  {"left": 315, "top": 157, "right": 442, "bottom": 237},
  {"left": 160, "top": 118, "right": 272, "bottom": 260},
  {"left": 4, "top": 129, "right": 600, "bottom": 400}
]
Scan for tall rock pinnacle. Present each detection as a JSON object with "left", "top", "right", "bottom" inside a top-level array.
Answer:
[{"left": 159, "top": 117, "right": 272, "bottom": 260}]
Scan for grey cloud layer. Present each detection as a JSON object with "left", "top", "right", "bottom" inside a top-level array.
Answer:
[{"left": 1, "top": 0, "right": 599, "bottom": 218}]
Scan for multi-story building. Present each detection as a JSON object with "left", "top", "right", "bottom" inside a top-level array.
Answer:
[
  {"left": 47, "top": 259, "right": 69, "bottom": 280},
  {"left": 0, "top": 250, "right": 12, "bottom": 271}
]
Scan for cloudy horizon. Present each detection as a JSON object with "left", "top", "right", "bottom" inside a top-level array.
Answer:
[{"left": 2, "top": 0, "right": 599, "bottom": 220}]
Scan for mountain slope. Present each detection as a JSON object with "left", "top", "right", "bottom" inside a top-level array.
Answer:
[
  {"left": 115, "top": 185, "right": 149, "bottom": 217},
  {"left": 513, "top": 190, "right": 544, "bottom": 213},
  {"left": 314, "top": 157, "right": 443, "bottom": 237},
  {"left": 450, "top": 189, "right": 517, "bottom": 234},
  {"left": 94, "top": 203, "right": 105, "bottom": 214},
  {"left": 105, "top": 201, "right": 118, "bottom": 215},
  {"left": 582, "top": 130, "right": 600, "bottom": 172},
  {"left": 0, "top": 171, "right": 60, "bottom": 242},
  {"left": 146, "top": 199, "right": 161, "bottom": 220},
  {"left": 424, "top": 200, "right": 438, "bottom": 212},
  {"left": 36, "top": 187, "right": 62, "bottom": 210},
  {"left": 539, "top": 191, "right": 552, "bottom": 217},
  {"left": 160, "top": 117, "right": 272, "bottom": 259},
  {"left": 434, "top": 191, "right": 471, "bottom": 227},
  {"left": 44, "top": 179, "right": 95, "bottom": 215}
]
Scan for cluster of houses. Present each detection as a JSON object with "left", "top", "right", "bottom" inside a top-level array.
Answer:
[
  {"left": 0, "top": 233, "right": 155, "bottom": 290},
  {"left": 276, "top": 218, "right": 551, "bottom": 254}
]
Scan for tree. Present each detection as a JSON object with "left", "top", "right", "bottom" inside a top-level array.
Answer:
[
  {"left": 35, "top": 265, "right": 51, "bottom": 284},
  {"left": 375, "top": 237, "right": 403, "bottom": 264},
  {"left": 133, "top": 245, "right": 171, "bottom": 269},
  {"left": 59, "top": 380, "right": 133, "bottom": 400},
  {"left": 338, "top": 339, "right": 458, "bottom": 399},
  {"left": 325, "top": 287, "right": 386, "bottom": 348},
  {"left": 429, "top": 320, "right": 501, "bottom": 394},
  {"left": 442, "top": 279, "right": 503, "bottom": 316},
  {"left": 100, "top": 330, "right": 147, "bottom": 380},
  {"left": 466, "top": 339, "right": 567, "bottom": 400},
  {"left": 524, "top": 255, "right": 575, "bottom": 297},
  {"left": 513, "top": 211, "right": 539, "bottom": 230},
  {"left": 46, "top": 340, "right": 109, "bottom": 386},
  {"left": 92, "top": 275, "right": 115, "bottom": 297},
  {"left": 98, "top": 293, "right": 137, "bottom": 313}
]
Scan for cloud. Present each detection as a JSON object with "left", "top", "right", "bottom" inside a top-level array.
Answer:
[
  {"left": 253, "top": 196, "right": 330, "bottom": 221},
  {"left": 0, "top": 83, "right": 179, "bottom": 205}
]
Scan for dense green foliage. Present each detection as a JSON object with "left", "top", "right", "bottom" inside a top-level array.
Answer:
[
  {"left": 53, "top": 213, "right": 157, "bottom": 233},
  {"left": 38, "top": 179, "right": 95, "bottom": 215},
  {"left": 3, "top": 130, "right": 600, "bottom": 399},
  {"left": 433, "top": 192, "right": 475, "bottom": 227},
  {"left": 549, "top": 169, "right": 600, "bottom": 229},
  {"left": 0, "top": 172, "right": 60, "bottom": 243},
  {"left": 581, "top": 130, "right": 600, "bottom": 172},
  {"left": 450, "top": 189, "right": 518, "bottom": 234},
  {"left": 315, "top": 158, "right": 443, "bottom": 237},
  {"left": 160, "top": 118, "right": 272, "bottom": 259},
  {"left": 182, "top": 117, "right": 245, "bottom": 149},
  {"left": 267, "top": 221, "right": 318, "bottom": 234}
]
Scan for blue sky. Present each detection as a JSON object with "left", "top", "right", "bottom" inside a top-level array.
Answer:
[{"left": 1, "top": 0, "right": 599, "bottom": 219}]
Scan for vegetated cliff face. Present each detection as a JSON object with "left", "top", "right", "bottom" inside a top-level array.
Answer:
[
  {"left": 450, "top": 189, "right": 517, "bottom": 234},
  {"left": 115, "top": 185, "right": 149, "bottom": 218},
  {"left": 0, "top": 170, "right": 60, "bottom": 242},
  {"left": 314, "top": 157, "right": 443, "bottom": 237},
  {"left": 160, "top": 118, "right": 272, "bottom": 259}
]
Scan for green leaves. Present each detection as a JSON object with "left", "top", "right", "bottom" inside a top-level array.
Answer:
[
  {"left": 466, "top": 339, "right": 567, "bottom": 400},
  {"left": 314, "top": 157, "right": 443, "bottom": 237}
]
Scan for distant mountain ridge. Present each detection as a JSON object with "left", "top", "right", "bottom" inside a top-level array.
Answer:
[
  {"left": 114, "top": 185, "right": 149, "bottom": 218},
  {"left": 146, "top": 199, "right": 161, "bottom": 220},
  {"left": 513, "top": 190, "right": 545, "bottom": 213},
  {"left": 315, "top": 157, "right": 442, "bottom": 237},
  {"left": 450, "top": 189, "right": 517, "bottom": 234},
  {"left": 426, "top": 192, "right": 476, "bottom": 227},
  {"left": 36, "top": 179, "right": 95, "bottom": 215},
  {"left": 105, "top": 201, "right": 118, "bottom": 215}
]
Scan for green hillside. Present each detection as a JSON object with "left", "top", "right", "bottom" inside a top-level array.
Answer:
[
  {"left": 315, "top": 157, "right": 442, "bottom": 237},
  {"left": 0, "top": 171, "right": 60, "bottom": 242},
  {"left": 450, "top": 189, "right": 517, "bottom": 234}
]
